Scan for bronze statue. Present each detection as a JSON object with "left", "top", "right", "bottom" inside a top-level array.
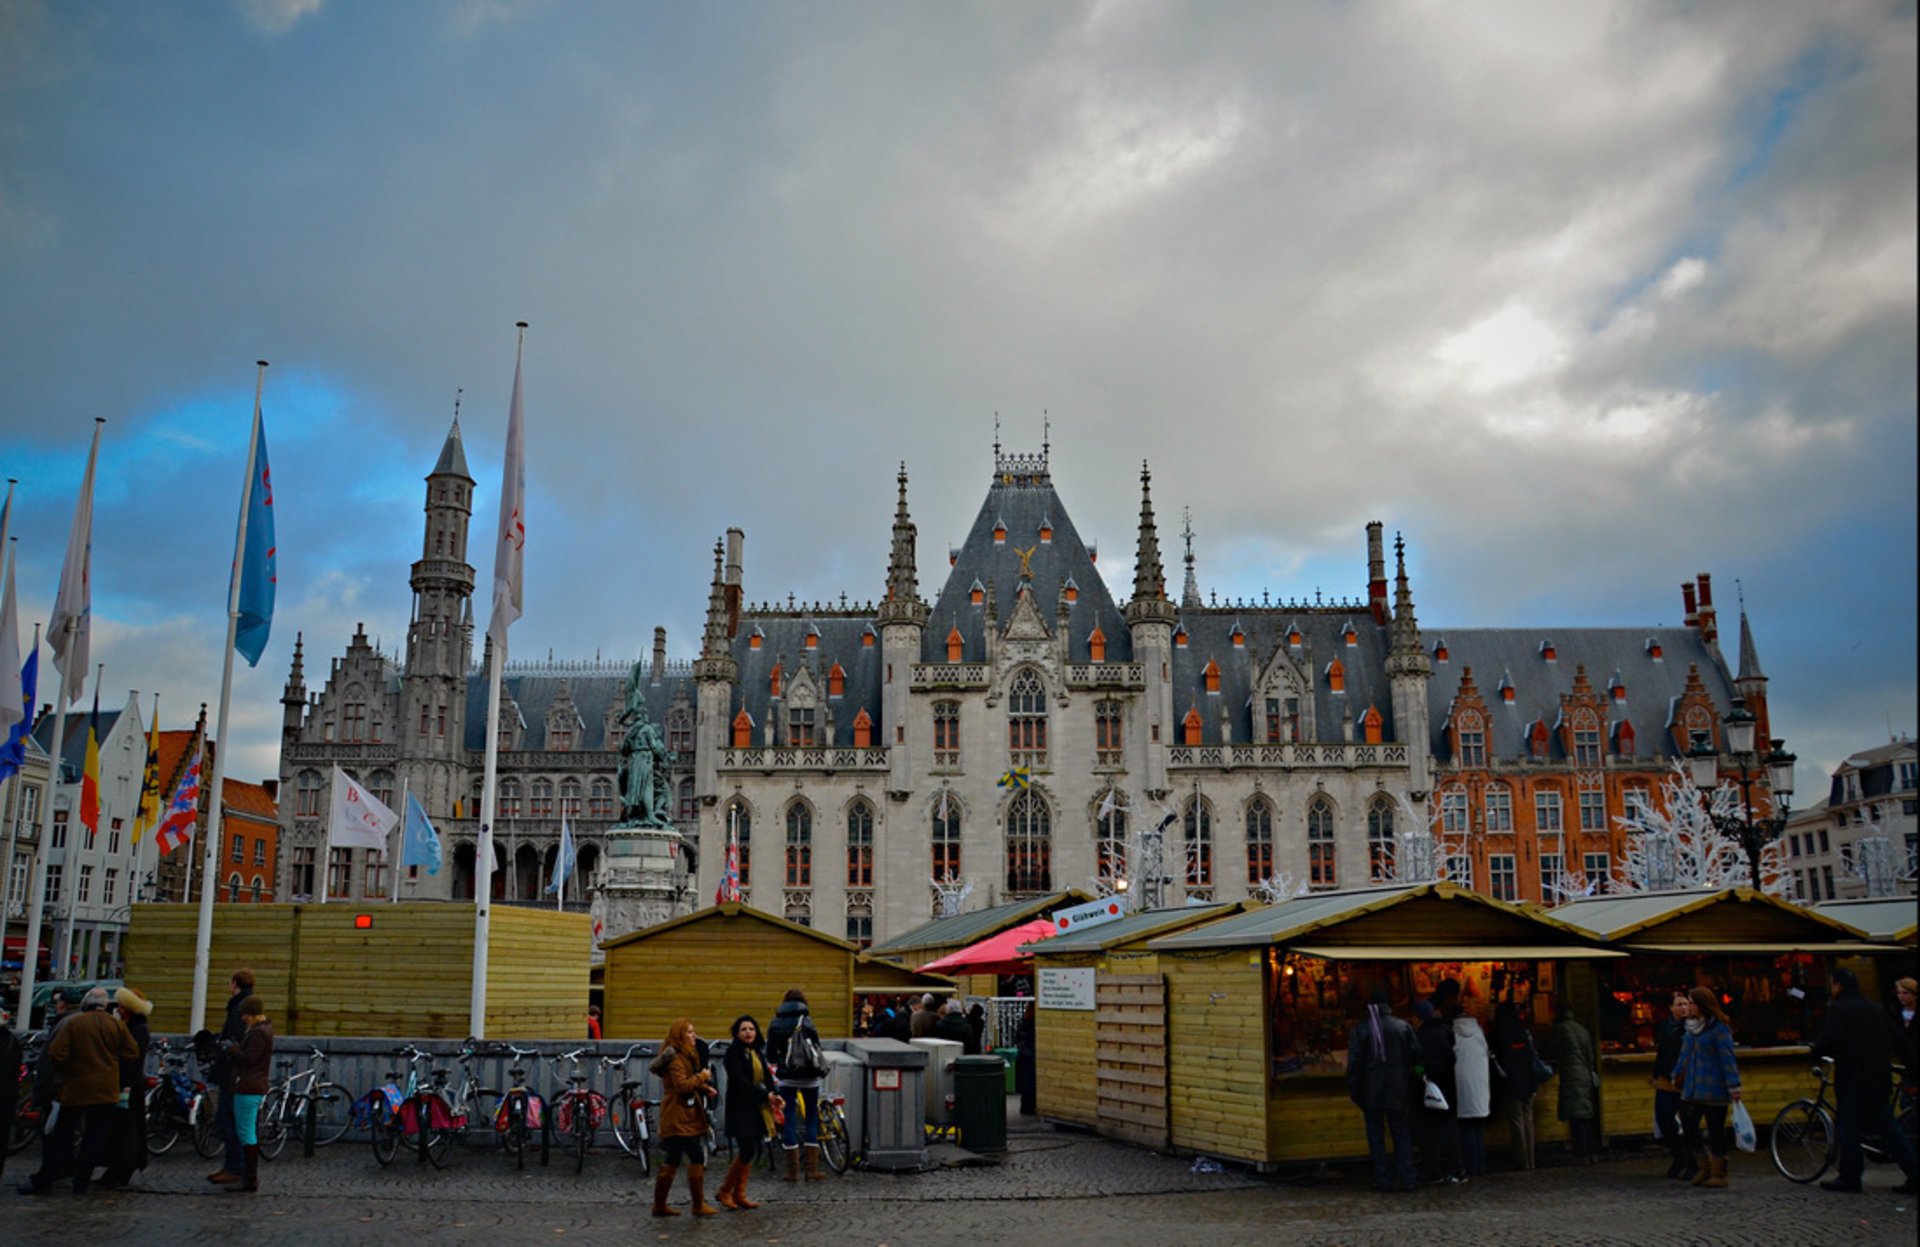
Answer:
[{"left": 616, "top": 660, "right": 673, "bottom": 827}]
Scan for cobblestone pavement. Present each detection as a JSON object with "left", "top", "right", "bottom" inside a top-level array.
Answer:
[{"left": 6, "top": 1134, "right": 1915, "bottom": 1247}]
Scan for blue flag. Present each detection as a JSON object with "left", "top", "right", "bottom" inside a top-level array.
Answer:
[
  {"left": 0, "top": 648, "right": 37, "bottom": 783},
  {"left": 545, "top": 817, "right": 576, "bottom": 896},
  {"left": 402, "top": 791, "right": 443, "bottom": 875},
  {"left": 234, "top": 409, "right": 276, "bottom": 667}
]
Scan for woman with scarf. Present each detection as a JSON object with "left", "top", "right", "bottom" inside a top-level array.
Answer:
[
  {"left": 717, "top": 1015, "right": 778, "bottom": 1211},
  {"left": 649, "top": 1018, "right": 719, "bottom": 1217},
  {"left": 1346, "top": 986, "right": 1419, "bottom": 1192},
  {"left": 1676, "top": 985, "right": 1741, "bottom": 1190}
]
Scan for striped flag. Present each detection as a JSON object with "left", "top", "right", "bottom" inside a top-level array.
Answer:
[
  {"left": 715, "top": 821, "right": 741, "bottom": 904},
  {"left": 0, "top": 482, "right": 21, "bottom": 738},
  {"left": 79, "top": 686, "right": 101, "bottom": 844},
  {"left": 155, "top": 742, "right": 204, "bottom": 855},
  {"left": 997, "top": 766, "right": 1031, "bottom": 790},
  {"left": 133, "top": 703, "right": 162, "bottom": 843}
]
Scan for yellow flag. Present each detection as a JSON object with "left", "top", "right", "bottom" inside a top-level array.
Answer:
[{"left": 133, "top": 710, "right": 162, "bottom": 842}]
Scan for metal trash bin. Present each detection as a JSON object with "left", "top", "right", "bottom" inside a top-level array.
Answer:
[
  {"left": 993, "top": 1046, "right": 1018, "bottom": 1095},
  {"left": 843, "top": 1039, "right": 928, "bottom": 1171},
  {"left": 952, "top": 1054, "right": 1007, "bottom": 1152}
]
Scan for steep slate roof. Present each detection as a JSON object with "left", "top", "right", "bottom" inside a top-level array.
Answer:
[
  {"left": 727, "top": 615, "right": 883, "bottom": 745},
  {"left": 431, "top": 418, "right": 473, "bottom": 480},
  {"left": 1425, "top": 627, "right": 1736, "bottom": 762},
  {"left": 461, "top": 670, "right": 697, "bottom": 752},
  {"left": 1171, "top": 611, "right": 1393, "bottom": 744},
  {"left": 31, "top": 708, "right": 128, "bottom": 780},
  {"left": 927, "top": 470, "right": 1126, "bottom": 666}
]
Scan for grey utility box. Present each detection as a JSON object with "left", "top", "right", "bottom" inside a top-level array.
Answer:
[
  {"left": 911, "top": 1037, "right": 964, "bottom": 1124},
  {"left": 844, "top": 1038, "right": 929, "bottom": 1171},
  {"left": 822, "top": 1049, "right": 865, "bottom": 1159}
]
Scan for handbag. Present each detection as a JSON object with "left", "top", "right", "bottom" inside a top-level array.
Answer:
[
  {"left": 1422, "top": 1077, "right": 1450, "bottom": 1112},
  {"left": 1730, "top": 1100, "right": 1757, "bottom": 1152},
  {"left": 1527, "top": 1037, "right": 1554, "bottom": 1083}
]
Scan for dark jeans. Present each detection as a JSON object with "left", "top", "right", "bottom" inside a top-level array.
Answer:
[
  {"left": 1680, "top": 1101, "right": 1729, "bottom": 1157},
  {"left": 1835, "top": 1085, "right": 1917, "bottom": 1187},
  {"left": 777, "top": 1083, "right": 820, "bottom": 1147},
  {"left": 1363, "top": 1106, "right": 1417, "bottom": 1191},
  {"left": 1458, "top": 1118, "right": 1487, "bottom": 1176},
  {"left": 30, "top": 1103, "right": 114, "bottom": 1194},
  {"left": 1568, "top": 1118, "right": 1598, "bottom": 1158},
  {"left": 1415, "top": 1108, "right": 1460, "bottom": 1179},
  {"left": 1653, "top": 1088, "right": 1685, "bottom": 1153},
  {"left": 217, "top": 1086, "right": 243, "bottom": 1173}
]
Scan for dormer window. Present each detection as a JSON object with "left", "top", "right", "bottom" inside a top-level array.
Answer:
[
  {"left": 1498, "top": 674, "right": 1516, "bottom": 704},
  {"left": 731, "top": 709, "right": 753, "bottom": 748},
  {"left": 1182, "top": 708, "right": 1204, "bottom": 746},
  {"left": 1087, "top": 541, "right": 1098, "bottom": 564},
  {"left": 1361, "top": 705, "right": 1384, "bottom": 744},
  {"left": 804, "top": 628, "right": 819, "bottom": 650},
  {"left": 1616, "top": 720, "right": 1636, "bottom": 757},
  {"left": 949, "top": 547, "right": 960, "bottom": 567},
  {"left": 1326, "top": 659, "right": 1345, "bottom": 693},
  {"left": 1433, "top": 640, "right": 1449, "bottom": 663},
  {"left": 1343, "top": 623, "right": 1358, "bottom": 647},
  {"left": 852, "top": 708, "right": 873, "bottom": 748},
  {"left": 1540, "top": 639, "right": 1557, "bottom": 662},
  {"left": 769, "top": 662, "right": 782, "bottom": 698},
  {"left": 1610, "top": 678, "right": 1627, "bottom": 702},
  {"left": 1088, "top": 627, "right": 1107, "bottom": 663},
  {"left": 946, "top": 627, "right": 964, "bottom": 663},
  {"left": 861, "top": 628, "right": 875, "bottom": 648},
  {"left": 1203, "top": 659, "right": 1221, "bottom": 693},
  {"left": 1039, "top": 520, "right": 1054, "bottom": 544},
  {"left": 1530, "top": 720, "right": 1550, "bottom": 759},
  {"left": 1174, "top": 627, "right": 1189, "bottom": 649},
  {"left": 1063, "top": 579, "right": 1079, "bottom": 603},
  {"left": 1646, "top": 638, "right": 1664, "bottom": 661},
  {"left": 993, "top": 519, "right": 1007, "bottom": 544},
  {"left": 749, "top": 628, "right": 763, "bottom": 651},
  {"left": 1288, "top": 628, "right": 1302, "bottom": 649},
  {"left": 1231, "top": 627, "right": 1245, "bottom": 649},
  {"left": 969, "top": 580, "right": 984, "bottom": 606},
  {"left": 828, "top": 663, "right": 846, "bottom": 697}
]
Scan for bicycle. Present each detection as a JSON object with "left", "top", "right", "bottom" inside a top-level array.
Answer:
[
  {"left": 144, "top": 1038, "right": 221, "bottom": 1159},
  {"left": 766, "top": 1082, "right": 852, "bottom": 1176},
  {"left": 602, "top": 1044, "right": 653, "bottom": 1176},
  {"left": 479, "top": 1042, "right": 545, "bottom": 1169},
  {"left": 257, "top": 1046, "right": 350, "bottom": 1160},
  {"left": 367, "top": 1046, "right": 458, "bottom": 1168},
  {"left": 1770, "top": 1058, "right": 1916, "bottom": 1183},
  {"left": 9, "top": 1040, "right": 43, "bottom": 1155},
  {"left": 548, "top": 1049, "right": 607, "bottom": 1175},
  {"left": 447, "top": 1039, "right": 506, "bottom": 1154}
]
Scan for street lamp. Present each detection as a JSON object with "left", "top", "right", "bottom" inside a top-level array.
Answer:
[{"left": 1686, "top": 699, "right": 1796, "bottom": 892}]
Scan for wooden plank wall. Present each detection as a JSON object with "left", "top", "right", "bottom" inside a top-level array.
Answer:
[
  {"left": 1094, "top": 973, "right": 1168, "bottom": 1148},
  {"left": 292, "top": 905, "right": 475, "bottom": 1037},
  {"left": 486, "top": 907, "right": 594, "bottom": 1038},
  {"left": 1601, "top": 1049, "right": 1816, "bottom": 1143},
  {"left": 125, "top": 904, "right": 297, "bottom": 1035},
  {"left": 604, "top": 915, "right": 853, "bottom": 1042},
  {"left": 1165, "top": 951, "right": 1269, "bottom": 1164},
  {"left": 1033, "top": 954, "right": 1099, "bottom": 1128}
]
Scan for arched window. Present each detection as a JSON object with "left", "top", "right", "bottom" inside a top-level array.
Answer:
[
  {"left": 1005, "top": 790, "right": 1051, "bottom": 894},
  {"left": 251, "top": 876, "right": 264, "bottom": 902},
  {"left": 499, "top": 778, "right": 523, "bottom": 819},
  {"left": 228, "top": 872, "right": 243, "bottom": 902},
  {"left": 295, "top": 769, "right": 324, "bottom": 818},
  {"left": 559, "top": 778, "right": 582, "bottom": 818},
  {"left": 1245, "top": 798, "right": 1274, "bottom": 884},
  {"left": 932, "top": 795, "right": 961, "bottom": 882},
  {"left": 846, "top": 802, "right": 874, "bottom": 886},
  {"left": 589, "top": 778, "right": 616, "bottom": 819},
  {"left": 785, "top": 802, "right": 812, "bottom": 887},
  {"left": 1008, "top": 668, "right": 1048, "bottom": 766},
  {"left": 1308, "top": 796, "right": 1337, "bottom": 889},
  {"left": 367, "top": 769, "right": 396, "bottom": 811},
  {"left": 1095, "top": 792, "right": 1127, "bottom": 891},
  {"left": 529, "top": 778, "right": 554, "bottom": 817},
  {"left": 726, "top": 801, "right": 752, "bottom": 887},
  {"left": 666, "top": 708, "right": 693, "bottom": 756},
  {"left": 1184, "top": 797, "right": 1213, "bottom": 888},
  {"left": 1367, "top": 798, "right": 1396, "bottom": 883}
]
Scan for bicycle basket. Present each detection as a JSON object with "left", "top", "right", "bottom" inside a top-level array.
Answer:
[
  {"left": 553, "top": 1090, "right": 608, "bottom": 1134},
  {"left": 494, "top": 1092, "right": 545, "bottom": 1132}
]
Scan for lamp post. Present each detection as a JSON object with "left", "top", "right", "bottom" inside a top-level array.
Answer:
[{"left": 1686, "top": 699, "right": 1796, "bottom": 892}]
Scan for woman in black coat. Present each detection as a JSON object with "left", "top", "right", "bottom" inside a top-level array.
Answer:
[
  {"left": 101, "top": 988, "right": 154, "bottom": 1188},
  {"left": 717, "top": 1015, "right": 777, "bottom": 1211},
  {"left": 1491, "top": 1001, "right": 1545, "bottom": 1171}
]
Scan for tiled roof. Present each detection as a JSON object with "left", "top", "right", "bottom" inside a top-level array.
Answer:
[{"left": 223, "top": 778, "right": 279, "bottom": 823}]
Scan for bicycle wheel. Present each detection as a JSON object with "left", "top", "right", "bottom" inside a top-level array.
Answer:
[
  {"left": 10, "top": 1105, "right": 44, "bottom": 1155},
  {"left": 308, "top": 1083, "right": 352, "bottom": 1146},
  {"left": 192, "top": 1098, "right": 223, "bottom": 1159},
  {"left": 504, "top": 1096, "right": 526, "bottom": 1170},
  {"left": 370, "top": 1103, "right": 400, "bottom": 1167},
  {"left": 146, "top": 1104, "right": 181, "bottom": 1156},
  {"left": 820, "top": 1101, "right": 851, "bottom": 1175},
  {"left": 257, "top": 1090, "right": 289, "bottom": 1160},
  {"left": 1769, "top": 1099, "right": 1834, "bottom": 1183},
  {"left": 424, "top": 1106, "right": 453, "bottom": 1169}
]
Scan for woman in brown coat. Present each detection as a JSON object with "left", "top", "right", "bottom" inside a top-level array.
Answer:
[{"left": 649, "top": 1018, "right": 718, "bottom": 1217}]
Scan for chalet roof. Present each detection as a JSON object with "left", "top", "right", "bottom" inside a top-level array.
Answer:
[
  {"left": 867, "top": 890, "right": 1093, "bottom": 957},
  {"left": 1023, "top": 903, "right": 1241, "bottom": 956},
  {"left": 1549, "top": 887, "right": 1871, "bottom": 950},
  {"left": 599, "top": 901, "right": 858, "bottom": 953},
  {"left": 1812, "top": 897, "right": 1918, "bottom": 944}
]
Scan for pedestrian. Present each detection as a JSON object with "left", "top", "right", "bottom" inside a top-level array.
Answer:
[
  {"left": 17, "top": 987, "right": 137, "bottom": 1196},
  {"left": 29, "top": 990, "right": 79, "bottom": 1126},
  {"left": 1450, "top": 1004, "right": 1492, "bottom": 1178},
  {"left": 1347, "top": 986, "right": 1419, "bottom": 1193},
  {"left": 1413, "top": 999, "right": 1460, "bottom": 1183},
  {"left": 0, "top": 1008, "right": 18, "bottom": 1181},
  {"left": 1490, "top": 1000, "right": 1545, "bottom": 1171},
  {"left": 99, "top": 987, "right": 154, "bottom": 1189},
  {"left": 767, "top": 987, "right": 829, "bottom": 1182},
  {"left": 1014, "top": 1001, "right": 1037, "bottom": 1117},
  {"left": 219, "top": 995, "right": 274, "bottom": 1194},
  {"left": 1892, "top": 977, "right": 1918, "bottom": 1066},
  {"left": 1675, "top": 985, "right": 1740, "bottom": 1190},
  {"left": 206, "top": 968, "right": 254, "bottom": 1186},
  {"left": 1652, "top": 990, "right": 1695, "bottom": 1180},
  {"left": 586, "top": 1005, "right": 602, "bottom": 1041},
  {"left": 966, "top": 1002, "right": 988, "bottom": 1054},
  {"left": 717, "top": 1015, "right": 776, "bottom": 1211},
  {"left": 1811, "top": 966, "right": 1917, "bottom": 1194},
  {"left": 878, "top": 997, "right": 912, "bottom": 1043},
  {"left": 649, "top": 1017, "right": 719, "bottom": 1216},
  {"left": 910, "top": 993, "right": 939, "bottom": 1039},
  {"left": 936, "top": 998, "right": 976, "bottom": 1052},
  {"left": 1551, "top": 1003, "right": 1600, "bottom": 1163}
]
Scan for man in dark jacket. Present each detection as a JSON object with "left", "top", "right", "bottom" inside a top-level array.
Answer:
[
  {"left": 1347, "top": 987, "right": 1419, "bottom": 1192},
  {"left": 1813, "top": 966, "right": 1917, "bottom": 1194},
  {"left": 19, "top": 988, "right": 137, "bottom": 1196},
  {"left": 1413, "top": 1000, "right": 1460, "bottom": 1183}
]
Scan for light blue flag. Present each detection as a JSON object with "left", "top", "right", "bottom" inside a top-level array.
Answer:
[
  {"left": 402, "top": 791, "right": 443, "bottom": 875},
  {"left": 233, "top": 409, "right": 276, "bottom": 666},
  {"left": 545, "top": 817, "right": 576, "bottom": 896}
]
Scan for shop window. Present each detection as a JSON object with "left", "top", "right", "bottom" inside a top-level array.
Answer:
[
  {"left": 933, "top": 701, "right": 961, "bottom": 766},
  {"left": 846, "top": 802, "right": 874, "bottom": 887},
  {"left": 1185, "top": 798, "right": 1213, "bottom": 888},
  {"left": 1005, "top": 790, "right": 1051, "bottom": 894},
  {"left": 785, "top": 802, "right": 812, "bottom": 887},
  {"left": 1246, "top": 798, "right": 1274, "bottom": 883},
  {"left": 1307, "top": 797, "right": 1337, "bottom": 890},
  {"left": 1367, "top": 798, "right": 1396, "bottom": 882}
]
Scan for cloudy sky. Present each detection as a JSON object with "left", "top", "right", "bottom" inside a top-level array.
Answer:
[{"left": 2, "top": 0, "right": 1913, "bottom": 790}]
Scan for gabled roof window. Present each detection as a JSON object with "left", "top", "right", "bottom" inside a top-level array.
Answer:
[
  {"left": 1088, "top": 627, "right": 1107, "bottom": 663},
  {"left": 1645, "top": 638, "right": 1663, "bottom": 661},
  {"left": 1326, "top": 659, "right": 1345, "bottom": 692},
  {"left": 1174, "top": 626, "right": 1189, "bottom": 649},
  {"left": 748, "top": 626, "right": 764, "bottom": 651},
  {"left": 1039, "top": 518, "right": 1054, "bottom": 544},
  {"left": 969, "top": 579, "right": 985, "bottom": 606},
  {"left": 1433, "top": 638, "right": 1449, "bottom": 663},
  {"left": 992, "top": 518, "right": 1007, "bottom": 544},
  {"left": 1540, "top": 639, "right": 1557, "bottom": 662},
  {"left": 946, "top": 627, "right": 964, "bottom": 663},
  {"left": 1231, "top": 625, "right": 1245, "bottom": 649},
  {"left": 828, "top": 663, "right": 846, "bottom": 697},
  {"left": 1203, "top": 659, "right": 1221, "bottom": 693},
  {"left": 1063, "top": 577, "right": 1079, "bottom": 603},
  {"left": 769, "top": 662, "right": 782, "bottom": 698}
]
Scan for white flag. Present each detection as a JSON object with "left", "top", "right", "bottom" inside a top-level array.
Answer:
[
  {"left": 47, "top": 421, "right": 103, "bottom": 707},
  {"left": 487, "top": 331, "right": 526, "bottom": 651},
  {"left": 328, "top": 765, "right": 399, "bottom": 851},
  {"left": 1097, "top": 789, "right": 1116, "bottom": 823},
  {"left": 0, "top": 485, "right": 21, "bottom": 736}
]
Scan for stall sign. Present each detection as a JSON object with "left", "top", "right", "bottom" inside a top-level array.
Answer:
[
  {"left": 1053, "top": 896, "right": 1128, "bottom": 934},
  {"left": 1039, "top": 967, "right": 1097, "bottom": 1011},
  {"left": 872, "top": 1068, "right": 902, "bottom": 1091}
]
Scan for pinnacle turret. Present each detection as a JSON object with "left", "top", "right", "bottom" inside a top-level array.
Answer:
[
  {"left": 1132, "top": 462, "right": 1167, "bottom": 602},
  {"left": 701, "top": 539, "right": 729, "bottom": 660},
  {"left": 1180, "top": 507, "right": 1201, "bottom": 610},
  {"left": 1737, "top": 608, "right": 1765, "bottom": 682},
  {"left": 879, "top": 465, "right": 931, "bottom": 629}
]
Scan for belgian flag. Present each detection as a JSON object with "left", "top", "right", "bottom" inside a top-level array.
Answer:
[{"left": 79, "top": 686, "right": 101, "bottom": 844}]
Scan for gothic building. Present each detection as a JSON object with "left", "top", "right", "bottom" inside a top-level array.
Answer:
[{"left": 279, "top": 432, "right": 1771, "bottom": 947}]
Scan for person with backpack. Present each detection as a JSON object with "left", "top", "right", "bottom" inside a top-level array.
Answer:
[{"left": 767, "top": 988, "right": 828, "bottom": 1182}]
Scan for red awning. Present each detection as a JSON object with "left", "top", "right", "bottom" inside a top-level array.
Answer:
[{"left": 917, "top": 918, "right": 1058, "bottom": 976}]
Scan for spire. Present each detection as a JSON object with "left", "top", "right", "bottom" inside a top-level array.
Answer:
[
  {"left": 1180, "top": 507, "right": 1202, "bottom": 609},
  {"left": 879, "top": 464, "right": 930, "bottom": 629},
  {"left": 1132, "top": 461, "right": 1166, "bottom": 602},
  {"left": 431, "top": 398, "right": 473, "bottom": 481},
  {"left": 1737, "top": 607, "right": 1765, "bottom": 681},
  {"left": 285, "top": 631, "right": 305, "bottom": 691},
  {"left": 702, "top": 539, "right": 728, "bottom": 659},
  {"left": 1385, "top": 532, "right": 1430, "bottom": 678}
]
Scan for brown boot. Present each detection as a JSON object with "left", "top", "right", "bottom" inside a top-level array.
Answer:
[
  {"left": 714, "top": 1159, "right": 742, "bottom": 1210},
  {"left": 207, "top": 1169, "right": 240, "bottom": 1185},
  {"left": 651, "top": 1165, "right": 680, "bottom": 1216},
  {"left": 228, "top": 1145, "right": 259, "bottom": 1194},
  {"left": 802, "top": 1144, "right": 827, "bottom": 1181},
  {"left": 1703, "top": 1152, "right": 1729, "bottom": 1189},
  {"left": 730, "top": 1158, "right": 760, "bottom": 1209},
  {"left": 1689, "top": 1152, "right": 1711, "bottom": 1186},
  {"left": 687, "top": 1164, "right": 720, "bottom": 1216},
  {"left": 782, "top": 1146, "right": 800, "bottom": 1182}
]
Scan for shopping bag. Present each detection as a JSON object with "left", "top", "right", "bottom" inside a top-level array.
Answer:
[
  {"left": 1731, "top": 1100, "right": 1756, "bottom": 1153},
  {"left": 1422, "top": 1077, "right": 1450, "bottom": 1112}
]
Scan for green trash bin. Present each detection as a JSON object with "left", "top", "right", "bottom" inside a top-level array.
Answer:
[
  {"left": 994, "top": 1047, "right": 1019, "bottom": 1095},
  {"left": 952, "top": 1054, "right": 1008, "bottom": 1152}
]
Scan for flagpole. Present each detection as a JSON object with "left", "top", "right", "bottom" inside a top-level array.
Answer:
[
  {"left": 190, "top": 361, "right": 266, "bottom": 1034},
  {"left": 393, "top": 774, "right": 408, "bottom": 905},
  {"left": 18, "top": 621, "right": 73, "bottom": 1011},
  {"left": 556, "top": 818, "right": 563, "bottom": 912}
]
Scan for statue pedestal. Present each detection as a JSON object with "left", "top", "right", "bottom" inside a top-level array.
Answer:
[{"left": 593, "top": 822, "right": 688, "bottom": 940}]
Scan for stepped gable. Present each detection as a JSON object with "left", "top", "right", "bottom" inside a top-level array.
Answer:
[
  {"left": 461, "top": 666, "right": 694, "bottom": 752},
  {"left": 727, "top": 610, "right": 884, "bottom": 747},
  {"left": 927, "top": 450, "right": 1127, "bottom": 665},
  {"left": 1425, "top": 627, "right": 1736, "bottom": 760},
  {"left": 1169, "top": 611, "right": 1394, "bottom": 744}
]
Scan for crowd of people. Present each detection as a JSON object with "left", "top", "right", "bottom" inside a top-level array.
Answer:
[{"left": 1345, "top": 965, "right": 1916, "bottom": 1197}]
